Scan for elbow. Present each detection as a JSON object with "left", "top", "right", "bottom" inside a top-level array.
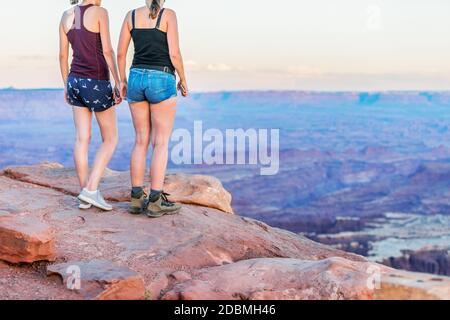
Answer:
[
  {"left": 170, "top": 51, "right": 181, "bottom": 62},
  {"left": 117, "top": 51, "right": 127, "bottom": 61},
  {"left": 103, "top": 49, "right": 115, "bottom": 59},
  {"left": 59, "top": 53, "right": 68, "bottom": 62}
]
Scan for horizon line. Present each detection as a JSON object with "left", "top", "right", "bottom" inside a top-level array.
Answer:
[{"left": 1, "top": 87, "right": 450, "bottom": 94}]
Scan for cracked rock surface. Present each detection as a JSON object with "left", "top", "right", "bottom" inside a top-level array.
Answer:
[{"left": 0, "top": 163, "right": 449, "bottom": 300}]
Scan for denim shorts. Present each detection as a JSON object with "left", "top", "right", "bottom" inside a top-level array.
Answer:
[
  {"left": 67, "top": 76, "right": 115, "bottom": 112},
  {"left": 127, "top": 68, "right": 177, "bottom": 104}
]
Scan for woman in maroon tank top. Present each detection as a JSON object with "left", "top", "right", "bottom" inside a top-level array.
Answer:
[{"left": 59, "top": 0, "right": 122, "bottom": 211}]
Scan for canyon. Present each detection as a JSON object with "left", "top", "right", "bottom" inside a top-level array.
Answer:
[{"left": 0, "top": 89, "right": 449, "bottom": 276}]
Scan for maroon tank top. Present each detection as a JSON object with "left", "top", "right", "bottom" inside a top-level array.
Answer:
[{"left": 67, "top": 4, "right": 109, "bottom": 80}]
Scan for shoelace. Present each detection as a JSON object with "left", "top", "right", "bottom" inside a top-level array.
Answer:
[
  {"left": 145, "top": 191, "right": 174, "bottom": 208},
  {"left": 161, "top": 192, "right": 175, "bottom": 207},
  {"left": 142, "top": 191, "right": 150, "bottom": 208}
]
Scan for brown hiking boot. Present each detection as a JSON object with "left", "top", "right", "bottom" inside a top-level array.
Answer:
[
  {"left": 145, "top": 192, "right": 181, "bottom": 218},
  {"left": 130, "top": 188, "right": 147, "bottom": 215}
]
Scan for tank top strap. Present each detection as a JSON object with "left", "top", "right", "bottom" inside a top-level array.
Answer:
[
  {"left": 75, "top": 4, "right": 93, "bottom": 30},
  {"left": 156, "top": 8, "right": 165, "bottom": 29},
  {"left": 132, "top": 9, "right": 136, "bottom": 29}
]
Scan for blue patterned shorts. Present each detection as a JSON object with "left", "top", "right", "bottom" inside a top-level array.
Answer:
[{"left": 67, "top": 76, "right": 115, "bottom": 112}]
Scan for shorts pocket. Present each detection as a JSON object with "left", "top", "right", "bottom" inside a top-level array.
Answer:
[
  {"left": 167, "top": 74, "right": 176, "bottom": 90},
  {"left": 128, "top": 71, "right": 139, "bottom": 90},
  {"left": 151, "top": 73, "right": 169, "bottom": 94},
  {"left": 127, "top": 71, "right": 142, "bottom": 101}
]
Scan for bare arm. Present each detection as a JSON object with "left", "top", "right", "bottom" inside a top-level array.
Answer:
[
  {"left": 117, "top": 12, "right": 132, "bottom": 98},
  {"left": 59, "top": 15, "right": 70, "bottom": 88},
  {"left": 167, "top": 10, "right": 188, "bottom": 96},
  {"left": 59, "top": 13, "right": 70, "bottom": 103},
  {"left": 98, "top": 8, "right": 120, "bottom": 86}
]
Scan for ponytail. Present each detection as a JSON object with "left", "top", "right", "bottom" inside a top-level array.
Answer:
[{"left": 146, "top": 0, "right": 161, "bottom": 19}]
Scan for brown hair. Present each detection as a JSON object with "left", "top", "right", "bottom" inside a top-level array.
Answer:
[{"left": 146, "top": 0, "right": 161, "bottom": 19}]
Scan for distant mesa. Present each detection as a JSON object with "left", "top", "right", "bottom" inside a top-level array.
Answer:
[{"left": 358, "top": 92, "right": 381, "bottom": 105}]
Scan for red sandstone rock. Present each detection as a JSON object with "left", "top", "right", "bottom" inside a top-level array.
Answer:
[
  {"left": 145, "top": 272, "right": 170, "bottom": 300},
  {"left": 0, "top": 165, "right": 449, "bottom": 300},
  {"left": 0, "top": 215, "right": 56, "bottom": 264},
  {"left": 377, "top": 270, "right": 450, "bottom": 300},
  {"left": 2, "top": 163, "right": 233, "bottom": 213},
  {"left": 169, "top": 270, "right": 192, "bottom": 282},
  {"left": 163, "top": 258, "right": 450, "bottom": 300},
  {"left": 162, "top": 257, "right": 378, "bottom": 300},
  {"left": 47, "top": 260, "right": 145, "bottom": 300},
  {"left": 164, "top": 173, "right": 233, "bottom": 214}
]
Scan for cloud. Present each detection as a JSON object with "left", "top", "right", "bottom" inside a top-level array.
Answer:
[
  {"left": 0, "top": 55, "right": 56, "bottom": 69},
  {"left": 185, "top": 62, "right": 246, "bottom": 73},
  {"left": 185, "top": 60, "right": 200, "bottom": 72},
  {"left": 286, "top": 65, "right": 324, "bottom": 77},
  {"left": 15, "top": 55, "right": 54, "bottom": 62},
  {"left": 206, "top": 63, "right": 233, "bottom": 72}
]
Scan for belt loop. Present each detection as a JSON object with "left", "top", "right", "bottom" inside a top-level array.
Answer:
[{"left": 164, "top": 66, "right": 169, "bottom": 73}]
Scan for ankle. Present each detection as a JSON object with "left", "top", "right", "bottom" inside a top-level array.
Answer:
[
  {"left": 131, "top": 186, "right": 144, "bottom": 198},
  {"left": 83, "top": 188, "right": 98, "bottom": 194},
  {"left": 149, "top": 189, "right": 162, "bottom": 202}
]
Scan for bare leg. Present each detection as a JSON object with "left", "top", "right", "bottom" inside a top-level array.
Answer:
[
  {"left": 72, "top": 107, "right": 92, "bottom": 189},
  {"left": 129, "top": 101, "right": 151, "bottom": 188},
  {"left": 85, "top": 107, "right": 118, "bottom": 191},
  {"left": 150, "top": 97, "right": 177, "bottom": 191}
]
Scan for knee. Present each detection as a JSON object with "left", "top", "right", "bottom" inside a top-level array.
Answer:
[
  {"left": 111, "top": 134, "right": 119, "bottom": 149},
  {"left": 103, "top": 132, "right": 118, "bottom": 150},
  {"left": 76, "top": 132, "right": 91, "bottom": 146},
  {"left": 152, "top": 136, "right": 170, "bottom": 150},
  {"left": 135, "top": 132, "right": 151, "bottom": 149}
]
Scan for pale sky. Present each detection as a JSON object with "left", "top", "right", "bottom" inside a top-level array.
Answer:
[{"left": 0, "top": 0, "right": 449, "bottom": 91}]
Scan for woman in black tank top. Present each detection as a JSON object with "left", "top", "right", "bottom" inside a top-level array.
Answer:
[{"left": 117, "top": 0, "right": 188, "bottom": 217}]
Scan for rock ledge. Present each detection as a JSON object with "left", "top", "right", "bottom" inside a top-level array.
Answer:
[{"left": 0, "top": 163, "right": 449, "bottom": 300}]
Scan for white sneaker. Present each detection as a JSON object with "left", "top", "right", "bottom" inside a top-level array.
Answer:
[
  {"left": 78, "top": 189, "right": 113, "bottom": 211},
  {"left": 79, "top": 200, "right": 92, "bottom": 210}
]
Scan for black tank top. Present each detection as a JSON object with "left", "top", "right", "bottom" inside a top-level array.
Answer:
[{"left": 131, "top": 9, "right": 175, "bottom": 71}]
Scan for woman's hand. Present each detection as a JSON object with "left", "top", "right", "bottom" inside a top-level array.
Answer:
[
  {"left": 64, "top": 87, "right": 70, "bottom": 105},
  {"left": 119, "top": 81, "right": 128, "bottom": 100},
  {"left": 113, "top": 84, "right": 123, "bottom": 105},
  {"left": 177, "top": 79, "right": 188, "bottom": 97}
]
